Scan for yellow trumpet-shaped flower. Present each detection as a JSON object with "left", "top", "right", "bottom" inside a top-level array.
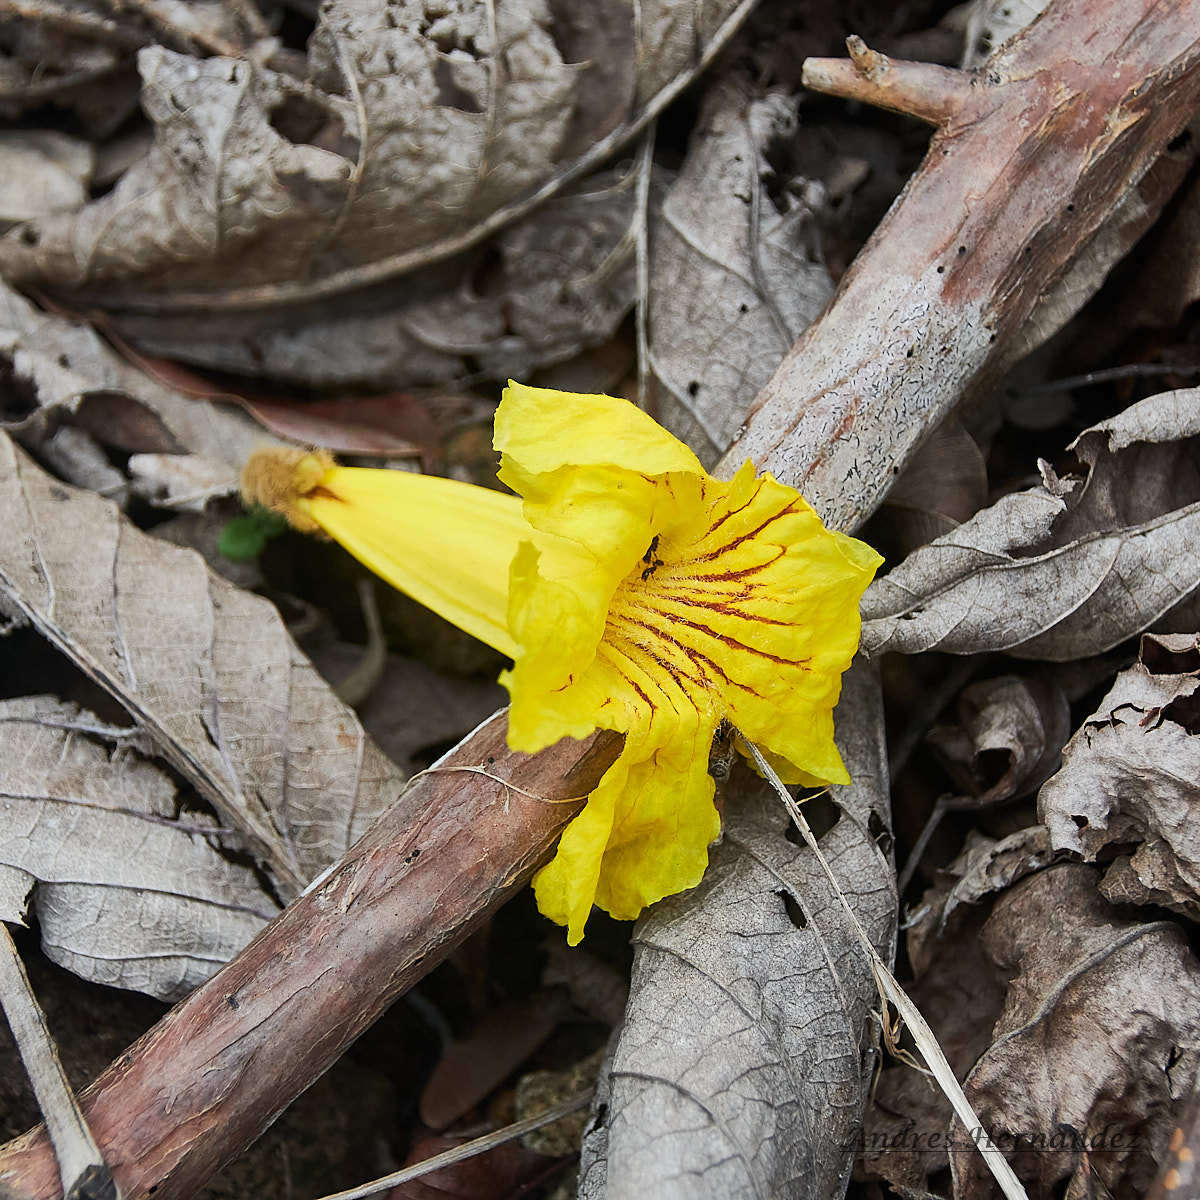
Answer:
[{"left": 243, "top": 383, "right": 881, "bottom": 943}]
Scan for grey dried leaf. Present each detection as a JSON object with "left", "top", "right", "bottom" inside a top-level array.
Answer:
[
  {"left": 926, "top": 674, "right": 1069, "bottom": 808},
  {"left": 1039, "top": 632, "right": 1200, "bottom": 920},
  {"left": 649, "top": 80, "right": 833, "bottom": 465},
  {"left": 0, "top": 696, "right": 278, "bottom": 1001},
  {"left": 113, "top": 163, "right": 662, "bottom": 387},
  {"left": 861, "top": 387, "right": 1200, "bottom": 661},
  {"left": 0, "top": 433, "right": 406, "bottom": 896},
  {"left": 0, "top": 131, "right": 93, "bottom": 223},
  {"left": 579, "top": 660, "right": 895, "bottom": 1200},
  {"left": 0, "top": 0, "right": 756, "bottom": 310},
  {"left": 0, "top": 281, "right": 273, "bottom": 505},
  {"left": 906, "top": 826, "right": 1055, "bottom": 975},
  {"left": 878, "top": 417, "right": 988, "bottom": 557},
  {"left": 955, "top": 864, "right": 1200, "bottom": 1198}
]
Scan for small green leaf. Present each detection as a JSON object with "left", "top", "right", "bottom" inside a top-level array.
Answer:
[{"left": 219, "top": 509, "right": 289, "bottom": 561}]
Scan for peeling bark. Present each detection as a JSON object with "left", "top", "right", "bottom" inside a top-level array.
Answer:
[{"left": 718, "top": 0, "right": 1200, "bottom": 531}]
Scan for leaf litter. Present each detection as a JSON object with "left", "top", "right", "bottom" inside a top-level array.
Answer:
[{"left": 3, "top": 0, "right": 1200, "bottom": 1197}]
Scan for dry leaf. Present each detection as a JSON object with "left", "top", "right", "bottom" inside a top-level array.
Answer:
[
  {"left": 862, "top": 387, "right": 1200, "bottom": 661},
  {"left": 955, "top": 864, "right": 1200, "bottom": 1198},
  {"left": 1, "top": 0, "right": 754, "bottom": 308},
  {"left": 0, "top": 696, "right": 277, "bottom": 1001},
  {"left": 926, "top": 674, "right": 1070, "bottom": 809},
  {"left": 579, "top": 660, "right": 895, "bottom": 1200},
  {"left": 0, "top": 281, "right": 273, "bottom": 505},
  {"left": 0, "top": 432, "right": 405, "bottom": 896},
  {"left": 649, "top": 79, "right": 833, "bottom": 464},
  {"left": 107, "top": 163, "right": 664, "bottom": 389},
  {"left": 906, "top": 826, "right": 1056, "bottom": 975},
  {"left": 1039, "top": 632, "right": 1200, "bottom": 920},
  {"left": 0, "top": 131, "right": 93, "bottom": 222}
]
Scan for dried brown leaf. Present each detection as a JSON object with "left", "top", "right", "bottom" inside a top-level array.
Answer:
[
  {"left": 648, "top": 79, "right": 832, "bottom": 464},
  {"left": 926, "top": 674, "right": 1070, "bottom": 809},
  {"left": 0, "top": 282, "right": 273, "bottom": 505},
  {"left": 1039, "top": 632, "right": 1200, "bottom": 920},
  {"left": 0, "top": 433, "right": 405, "bottom": 895},
  {"left": 955, "top": 864, "right": 1200, "bottom": 1198},
  {"left": 1, "top": 0, "right": 755, "bottom": 310},
  {"left": 0, "top": 696, "right": 277, "bottom": 1001},
  {"left": 906, "top": 827, "right": 1056, "bottom": 976},
  {"left": 106, "top": 162, "right": 663, "bottom": 388},
  {"left": 862, "top": 388, "right": 1200, "bottom": 661}
]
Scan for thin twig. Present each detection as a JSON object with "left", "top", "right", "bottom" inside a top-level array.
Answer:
[
  {"left": 896, "top": 793, "right": 952, "bottom": 896},
  {"left": 635, "top": 118, "right": 657, "bottom": 415},
  {"left": 309, "top": 1090, "right": 592, "bottom": 1200},
  {"left": 1022, "top": 361, "right": 1200, "bottom": 394},
  {"left": 742, "top": 738, "right": 1029, "bottom": 1200},
  {"left": 97, "top": 0, "right": 245, "bottom": 57},
  {"left": 0, "top": 924, "right": 120, "bottom": 1200},
  {"left": 333, "top": 578, "right": 387, "bottom": 707}
]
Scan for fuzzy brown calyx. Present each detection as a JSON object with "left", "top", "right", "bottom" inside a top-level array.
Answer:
[{"left": 240, "top": 447, "right": 336, "bottom": 534}]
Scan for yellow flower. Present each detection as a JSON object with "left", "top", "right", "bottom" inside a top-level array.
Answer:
[{"left": 243, "top": 383, "right": 881, "bottom": 943}]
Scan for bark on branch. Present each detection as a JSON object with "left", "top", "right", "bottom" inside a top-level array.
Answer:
[
  {"left": 2, "top": 1, "right": 1199, "bottom": 1197},
  {"left": 0, "top": 715, "right": 617, "bottom": 1200},
  {"left": 717, "top": 0, "right": 1200, "bottom": 530}
]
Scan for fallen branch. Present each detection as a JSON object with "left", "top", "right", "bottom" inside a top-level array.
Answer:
[
  {"left": 718, "top": 0, "right": 1200, "bottom": 530},
  {"left": 2, "top": 2, "right": 1199, "bottom": 1197},
  {"left": 0, "top": 715, "right": 616, "bottom": 1200}
]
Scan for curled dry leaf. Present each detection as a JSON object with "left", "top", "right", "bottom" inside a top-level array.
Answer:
[
  {"left": 0, "top": 0, "right": 755, "bottom": 310},
  {"left": 579, "top": 661, "right": 895, "bottom": 1200},
  {"left": 906, "top": 826, "right": 1055, "bottom": 975},
  {"left": 0, "top": 131, "right": 93, "bottom": 223},
  {"left": 109, "top": 163, "right": 665, "bottom": 388},
  {"left": 0, "top": 281, "right": 272, "bottom": 506},
  {"left": 0, "top": 432, "right": 405, "bottom": 897},
  {"left": 926, "top": 674, "right": 1070, "bottom": 808},
  {"left": 955, "top": 864, "right": 1200, "bottom": 1198},
  {"left": 0, "top": 697, "right": 278, "bottom": 1001},
  {"left": 1040, "top": 632, "right": 1200, "bottom": 920},
  {"left": 862, "top": 387, "right": 1200, "bottom": 661},
  {"left": 649, "top": 80, "right": 833, "bottom": 465}
]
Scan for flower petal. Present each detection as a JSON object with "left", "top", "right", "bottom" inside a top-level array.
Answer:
[
  {"left": 494, "top": 381, "right": 704, "bottom": 480},
  {"left": 533, "top": 720, "right": 720, "bottom": 945},
  {"left": 301, "top": 468, "right": 528, "bottom": 659}
]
